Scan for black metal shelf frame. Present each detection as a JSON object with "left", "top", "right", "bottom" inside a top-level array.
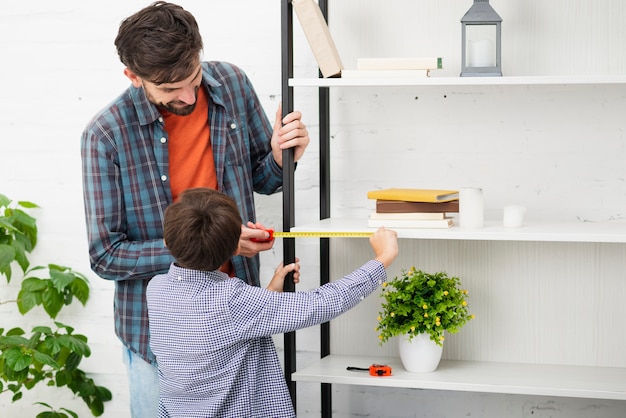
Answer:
[{"left": 281, "top": 0, "right": 332, "bottom": 416}]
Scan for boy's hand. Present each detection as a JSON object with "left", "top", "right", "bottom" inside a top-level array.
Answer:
[
  {"left": 370, "top": 227, "right": 399, "bottom": 269},
  {"left": 266, "top": 258, "right": 301, "bottom": 292}
]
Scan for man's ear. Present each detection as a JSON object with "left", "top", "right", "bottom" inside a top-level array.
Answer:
[
  {"left": 234, "top": 244, "right": 241, "bottom": 256},
  {"left": 124, "top": 68, "right": 143, "bottom": 88}
]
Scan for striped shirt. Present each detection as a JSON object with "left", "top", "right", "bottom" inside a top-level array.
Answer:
[
  {"left": 146, "top": 260, "right": 387, "bottom": 417},
  {"left": 81, "top": 61, "right": 283, "bottom": 364}
]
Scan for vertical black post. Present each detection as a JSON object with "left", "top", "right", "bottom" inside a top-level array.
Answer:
[
  {"left": 281, "top": 0, "right": 297, "bottom": 409},
  {"left": 318, "top": 2, "right": 332, "bottom": 418}
]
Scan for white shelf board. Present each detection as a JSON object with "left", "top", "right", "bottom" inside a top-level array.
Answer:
[
  {"left": 289, "top": 75, "right": 626, "bottom": 87},
  {"left": 290, "top": 218, "right": 626, "bottom": 243},
  {"left": 292, "top": 355, "right": 626, "bottom": 400}
]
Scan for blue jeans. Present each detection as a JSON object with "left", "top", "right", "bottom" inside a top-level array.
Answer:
[{"left": 122, "top": 347, "right": 159, "bottom": 418}]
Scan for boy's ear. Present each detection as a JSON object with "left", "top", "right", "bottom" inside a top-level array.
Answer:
[{"left": 163, "top": 239, "right": 167, "bottom": 248}]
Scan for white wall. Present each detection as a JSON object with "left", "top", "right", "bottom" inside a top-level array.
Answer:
[{"left": 1, "top": 1, "right": 625, "bottom": 417}]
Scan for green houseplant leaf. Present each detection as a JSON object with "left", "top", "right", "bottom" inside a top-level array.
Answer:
[
  {"left": 377, "top": 268, "right": 474, "bottom": 346},
  {"left": 1, "top": 194, "right": 111, "bottom": 416}
]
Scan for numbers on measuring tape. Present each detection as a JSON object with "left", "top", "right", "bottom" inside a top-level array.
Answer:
[
  {"left": 251, "top": 229, "right": 373, "bottom": 242},
  {"left": 273, "top": 231, "right": 373, "bottom": 238}
]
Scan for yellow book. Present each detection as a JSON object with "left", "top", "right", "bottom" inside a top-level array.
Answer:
[{"left": 367, "top": 188, "right": 459, "bottom": 203}]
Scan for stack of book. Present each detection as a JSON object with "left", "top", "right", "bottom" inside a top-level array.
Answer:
[
  {"left": 342, "top": 57, "right": 443, "bottom": 79},
  {"left": 366, "top": 188, "right": 459, "bottom": 229}
]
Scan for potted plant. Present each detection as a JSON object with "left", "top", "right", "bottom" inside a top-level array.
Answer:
[
  {"left": 376, "top": 267, "right": 474, "bottom": 372},
  {"left": 0, "top": 193, "right": 112, "bottom": 417}
]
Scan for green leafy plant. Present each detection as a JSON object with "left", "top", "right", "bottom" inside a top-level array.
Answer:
[
  {"left": 35, "top": 402, "right": 79, "bottom": 418},
  {"left": 0, "top": 193, "right": 112, "bottom": 417},
  {"left": 376, "top": 267, "right": 474, "bottom": 346}
]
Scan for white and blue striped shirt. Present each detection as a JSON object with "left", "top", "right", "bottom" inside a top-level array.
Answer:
[{"left": 147, "top": 260, "right": 386, "bottom": 417}]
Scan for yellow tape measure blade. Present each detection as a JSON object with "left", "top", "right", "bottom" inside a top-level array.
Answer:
[{"left": 272, "top": 231, "right": 373, "bottom": 239}]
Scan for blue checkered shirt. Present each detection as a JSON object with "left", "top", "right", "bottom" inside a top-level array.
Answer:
[
  {"left": 146, "top": 260, "right": 386, "bottom": 417},
  {"left": 81, "top": 61, "right": 283, "bottom": 364}
]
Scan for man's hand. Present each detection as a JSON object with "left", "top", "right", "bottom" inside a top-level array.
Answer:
[
  {"left": 239, "top": 222, "right": 274, "bottom": 257},
  {"left": 271, "top": 103, "right": 310, "bottom": 167}
]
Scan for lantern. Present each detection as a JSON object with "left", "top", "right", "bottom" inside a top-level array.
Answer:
[{"left": 461, "top": 0, "right": 502, "bottom": 77}]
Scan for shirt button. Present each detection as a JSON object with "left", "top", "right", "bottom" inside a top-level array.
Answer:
[
  {"left": 230, "top": 122, "right": 237, "bottom": 129},
  {"left": 160, "top": 137, "right": 167, "bottom": 144},
  {"left": 161, "top": 175, "right": 167, "bottom": 182},
  {"left": 158, "top": 117, "right": 164, "bottom": 123},
  {"left": 177, "top": 276, "right": 182, "bottom": 281}
]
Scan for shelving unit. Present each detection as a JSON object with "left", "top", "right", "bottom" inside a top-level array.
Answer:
[
  {"left": 292, "top": 218, "right": 626, "bottom": 243},
  {"left": 292, "top": 355, "right": 626, "bottom": 401},
  {"left": 281, "top": 1, "right": 626, "bottom": 417}
]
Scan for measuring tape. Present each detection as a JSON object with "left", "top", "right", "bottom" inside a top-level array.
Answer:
[
  {"left": 346, "top": 364, "right": 393, "bottom": 377},
  {"left": 252, "top": 229, "right": 373, "bottom": 242},
  {"left": 272, "top": 230, "right": 373, "bottom": 238}
]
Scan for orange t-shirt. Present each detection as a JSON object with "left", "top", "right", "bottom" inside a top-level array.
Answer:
[
  {"left": 163, "top": 86, "right": 217, "bottom": 203},
  {"left": 162, "top": 87, "right": 234, "bottom": 276}
]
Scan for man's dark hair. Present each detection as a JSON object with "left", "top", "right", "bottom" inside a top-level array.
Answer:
[
  {"left": 164, "top": 188, "right": 242, "bottom": 271},
  {"left": 114, "top": 1, "right": 203, "bottom": 84}
]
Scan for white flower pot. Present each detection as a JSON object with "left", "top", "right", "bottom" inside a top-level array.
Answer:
[{"left": 398, "top": 333, "right": 443, "bottom": 373}]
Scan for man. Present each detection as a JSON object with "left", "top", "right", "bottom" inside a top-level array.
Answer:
[{"left": 80, "top": 2, "right": 310, "bottom": 416}]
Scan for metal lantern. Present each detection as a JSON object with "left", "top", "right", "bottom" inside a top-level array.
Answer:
[{"left": 461, "top": 0, "right": 502, "bottom": 77}]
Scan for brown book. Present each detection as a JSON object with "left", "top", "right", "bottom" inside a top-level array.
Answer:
[{"left": 376, "top": 199, "right": 459, "bottom": 214}]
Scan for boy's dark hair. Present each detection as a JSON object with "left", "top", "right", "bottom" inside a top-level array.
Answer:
[
  {"left": 164, "top": 188, "right": 242, "bottom": 271},
  {"left": 115, "top": 1, "right": 203, "bottom": 84}
]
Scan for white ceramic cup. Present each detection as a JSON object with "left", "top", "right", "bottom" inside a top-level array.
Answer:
[
  {"left": 503, "top": 205, "right": 526, "bottom": 228},
  {"left": 459, "top": 187, "right": 484, "bottom": 228}
]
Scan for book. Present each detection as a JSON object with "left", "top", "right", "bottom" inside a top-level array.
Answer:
[
  {"left": 367, "top": 217, "right": 454, "bottom": 229},
  {"left": 376, "top": 199, "right": 460, "bottom": 214},
  {"left": 292, "top": 0, "right": 344, "bottom": 78},
  {"left": 367, "top": 188, "right": 459, "bottom": 203},
  {"left": 369, "top": 211, "right": 445, "bottom": 220},
  {"left": 357, "top": 57, "right": 443, "bottom": 71},
  {"left": 341, "top": 69, "right": 430, "bottom": 78}
]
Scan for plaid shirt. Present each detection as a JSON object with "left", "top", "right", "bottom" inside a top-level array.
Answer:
[
  {"left": 146, "top": 260, "right": 386, "bottom": 418},
  {"left": 81, "top": 61, "right": 283, "bottom": 364}
]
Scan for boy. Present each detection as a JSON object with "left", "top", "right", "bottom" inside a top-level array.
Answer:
[{"left": 147, "top": 188, "right": 398, "bottom": 417}]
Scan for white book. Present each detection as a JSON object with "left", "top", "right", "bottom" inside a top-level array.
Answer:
[
  {"left": 357, "top": 57, "right": 442, "bottom": 71},
  {"left": 341, "top": 69, "right": 430, "bottom": 78},
  {"left": 369, "top": 211, "right": 445, "bottom": 220},
  {"left": 292, "top": 0, "right": 344, "bottom": 78},
  {"left": 367, "top": 217, "right": 454, "bottom": 229}
]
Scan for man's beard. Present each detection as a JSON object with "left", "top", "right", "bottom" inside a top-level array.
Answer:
[
  {"left": 144, "top": 84, "right": 199, "bottom": 116},
  {"left": 158, "top": 101, "right": 197, "bottom": 116}
]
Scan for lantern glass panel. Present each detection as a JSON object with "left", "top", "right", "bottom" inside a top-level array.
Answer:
[{"left": 465, "top": 24, "right": 496, "bottom": 68}]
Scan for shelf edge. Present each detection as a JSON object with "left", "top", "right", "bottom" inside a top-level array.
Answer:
[{"left": 289, "top": 75, "right": 626, "bottom": 87}]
